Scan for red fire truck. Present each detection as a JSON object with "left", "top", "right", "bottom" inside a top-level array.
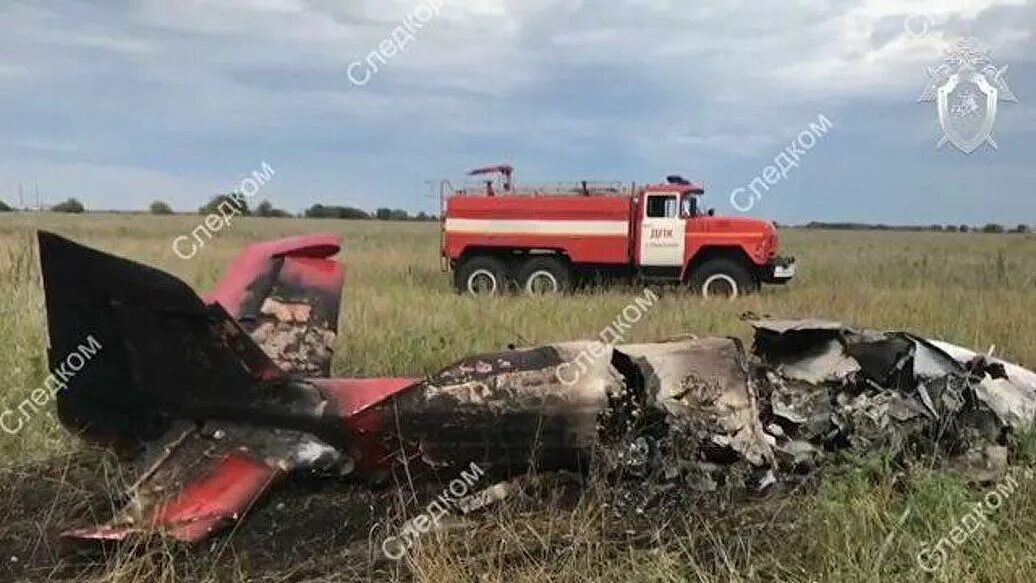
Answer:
[{"left": 440, "top": 165, "right": 795, "bottom": 298}]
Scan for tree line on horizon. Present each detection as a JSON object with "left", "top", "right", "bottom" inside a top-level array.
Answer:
[
  {"left": 782, "top": 221, "right": 1030, "bottom": 234},
  {"left": 0, "top": 195, "right": 439, "bottom": 222},
  {"left": 191, "top": 195, "right": 439, "bottom": 221},
  {"left": 0, "top": 196, "right": 1029, "bottom": 233}
]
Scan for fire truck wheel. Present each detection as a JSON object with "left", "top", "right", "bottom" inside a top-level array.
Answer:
[
  {"left": 457, "top": 256, "right": 507, "bottom": 296},
  {"left": 690, "top": 259, "right": 757, "bottom": 299},
  {"left": 519, "top": 257, "right": 571, "bottom": 296}
]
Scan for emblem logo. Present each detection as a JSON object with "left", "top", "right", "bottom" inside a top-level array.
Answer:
[{"left": 918, "top": 38, "right": 1017, "bottom": 154}]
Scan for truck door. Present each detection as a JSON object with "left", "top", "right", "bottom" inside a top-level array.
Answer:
[{"left": 638, "top": 192, "right": 686, "bottom": 268}]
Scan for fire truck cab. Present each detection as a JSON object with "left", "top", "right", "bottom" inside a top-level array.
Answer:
[{"left": 441, "top": 166, "right": 795, "bottom": 298}]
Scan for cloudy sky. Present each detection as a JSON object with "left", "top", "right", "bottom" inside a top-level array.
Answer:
[{"left": 0, "top": 0, "right": 1033, "bottom": 224}]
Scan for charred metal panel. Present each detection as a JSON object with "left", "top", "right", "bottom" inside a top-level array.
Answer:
[
  {"left": 204, "top": 236, "right": 344, "bottom": 377},
  {"left": 61, "top": 422, "right": 344, "bottom": 543},
  {"left": 248, "top": 256, "right": 342, "bottom": 377},
  {"left": 38, "top": 232, "right": 333, "bottom": 444},
  {"left": 206, "top": 234, "right": 342, "bottom": 319},
  {"left": 614, "top": 338, "right": 773, "bottom": 468},
  {"left": 928, "top": 340, "right": 1036, "bottom": 431},
  {"left": 768, "top": 378, "right": 833, "bottom": 441},
  {"left": 364, "top": 342, "right": 619, "bottom": 479},
  {"left": 842, "top": 333, "right": 915, "bottom": 387},
  {"left": 38, "top": 231, "right": 222, "bottom": 443},
  {"left": 749, "top": 319, "right": 1036, "bottom": 472},
  {"left": 909, "top": 335, "right": 968, "bottom": 379}
]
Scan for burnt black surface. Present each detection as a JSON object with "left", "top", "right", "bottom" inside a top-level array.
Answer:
[
  {"left": 234, "top": 256, "right": 342, "bottom": 339},
  {"left": 424, "top": 345, "right": 565, "bottom": 385},
  {"left": 374, "top": 346, "right": 604, "bottom": 480},
  {"left": 844, "top": 334, "right": 914, "bottom": 387},
  {"left": 257, "top": 258, "right": 342, "bottom": 377},
  {"left": 37, "top": 232, "right": 327, "bottom": 445},
  {"left": 236, "top": 256, "right": 280, "bottom": 328},
  {"left": 752, "top": 327, "right": 842, "bottom": 363},
  {"left": 38, "top": 231, "right": 209, "bottom": 442}
]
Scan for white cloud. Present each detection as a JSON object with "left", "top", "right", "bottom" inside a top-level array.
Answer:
[
  {"left": 763, "top": 0, "right": 1031, "bottom": 98},
  {"left": 7, "top": 0, "right": 1027, "bottom": 119}
]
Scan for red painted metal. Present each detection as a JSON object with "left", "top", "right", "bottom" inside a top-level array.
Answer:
[
  {"left": 314, "top": 378, "right": 420, "bottom": 473},
  {"left": 152, "top": 454, "right": 282, "bottom": 542},
  {"left": 206, "top": 234, "right": 342, "bottom": 317},
  {"left": 279, "top": 255, "right": 345, "bottom": 295},
  {"left": 63, "top": 454, "right": 282, "bottom": 543},
  {"left": 445, "top": 194, "right": 634, "bottom": 264},
  {"left": 448, "top": 195, "right": 632, "bottom": 221},
  {"left": 315, "top": 378, "right": 420, "bottom": 417},
  {"left": 446, "top": 233, "right": 630, "bottom": 265}
]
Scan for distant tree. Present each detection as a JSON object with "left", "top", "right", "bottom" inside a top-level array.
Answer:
[
  {"left": 304, "top": 204, "right": 329, "bottom": 218},
  {"left": 374, "top": 208, "right": 410, "bottom": 220},
  {"left": 51, "top": 198, "right": 85, "bottom": 214},
  {"left": 982, "top": 223, "right": 1005, "bottom": 234},
  {"left": 945, "top": 225, "right": 958, "bottom": 233},
  {"left": 199, "top": 194, "right": 250, "bottom": 216},
  {"left": 959, "top": 224, "right": 970, "bottom": 233},
  {"left": 149, "top": 200, "right": 174, "bottom": 215},
  {"left": 929, "top": 224, "right": 943, "bottom": 232},
  {"left": 1013, "top": 224, "right": 1030, "bottom": 234},
  {"left": 255, "top": 200, "right": 292, "bottom": 218},
  {"left": 304, "top": 204, "right": 370, "bottom": 220},
  {"left": 0, "top": 200, "right": 13, "bottom": 212}
]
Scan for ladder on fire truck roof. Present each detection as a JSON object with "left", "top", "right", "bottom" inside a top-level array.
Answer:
[
  {"left": 457, "top": 181, "right": 633, "bottom": 198},
  {"left": 457, "top": 164, "right": 634, "bottom": 198},
  {"left": 442, "top": 165, "right": 634, "bottom": 198},
  {"left": 443, "top": 165, "right": 702, "bottom": 199}
]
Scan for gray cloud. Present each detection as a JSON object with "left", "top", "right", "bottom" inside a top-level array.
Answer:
[{"left": 0, "top": 0, "right": 1032, "bottom": 221}]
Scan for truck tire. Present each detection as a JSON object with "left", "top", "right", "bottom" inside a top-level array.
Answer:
[
  {"left": 518, "top": 257, "right": 571, "bottom": 296},
  {"left": 456, "top": 256, "right": 507, "bottom": 296},
  {"left": 689, "top": 259, "right": 758, "bottom": 299}
]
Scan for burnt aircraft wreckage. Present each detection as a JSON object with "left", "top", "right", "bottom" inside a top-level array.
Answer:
[{"left": 37, "top": 231, "right": 1036, "bottom": 544}]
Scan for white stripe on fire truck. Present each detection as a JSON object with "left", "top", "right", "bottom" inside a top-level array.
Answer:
[{"left": 444, "top": 219, "right": 628, "bottom": 236}]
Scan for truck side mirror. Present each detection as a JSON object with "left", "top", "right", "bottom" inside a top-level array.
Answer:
[{"left": 708, "top": 208, "right": 716, "bottom": 217}]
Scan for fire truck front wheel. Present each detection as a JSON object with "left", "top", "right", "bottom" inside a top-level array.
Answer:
[
  {"left": 457, "top": 256, "right": 507, "bottom": 296},
  {"left": 689, "top": 259, "right": 758, "bottom": 299},
  {"left": 518, "top": 257, "right": 571, "bottom": 296}
]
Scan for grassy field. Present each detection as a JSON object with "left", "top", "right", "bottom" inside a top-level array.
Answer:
[{"left": 0, "top": 213, "right": 1034, "bottom": 582}]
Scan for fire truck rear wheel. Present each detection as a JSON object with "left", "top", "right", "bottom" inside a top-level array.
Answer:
[
  {"left": 519, "top": 257, "right": 571, "bottom": 296},
  {"left": 457, "top": 256, "right": 507, "bottom": 296},
  {"left": 690, "top": 259, "right": 757, "bottom": 299}
]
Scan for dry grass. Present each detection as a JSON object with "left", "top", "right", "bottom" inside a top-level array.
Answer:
[{"left": 0, "top": 212, "right": 1034, "bottom": 582}]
